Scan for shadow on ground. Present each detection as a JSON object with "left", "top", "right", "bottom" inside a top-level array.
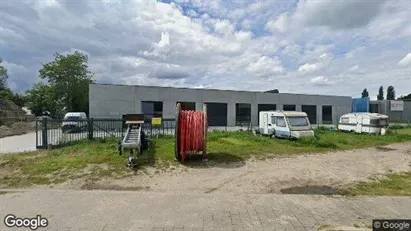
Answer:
[
  {"left": 279, "top": 185, "right": 349, "bottom": 195},
  {"left": 181, "top": 152, "right": 246, "bottom": 169}
]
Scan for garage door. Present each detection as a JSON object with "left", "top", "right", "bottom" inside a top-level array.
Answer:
[{"left": 205, "top": 103, "right": 227, "bottom": 126}]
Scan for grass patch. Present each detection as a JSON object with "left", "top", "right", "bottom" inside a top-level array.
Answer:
[
  {"left": 346, "top": 172, "right": 411, "bottom": 196},
  {"left": 0, "top": 127, "right": 411, "bottom": 188},
  {"left": 317, "top": 224, "right": 330, "bottom": 230}
]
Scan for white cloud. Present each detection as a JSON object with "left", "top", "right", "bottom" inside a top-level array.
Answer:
[
  {"left": 293, "top": 0, "right": 387, "bottom": 30},
  {"left": 345, "top": 46, "right": 366, "bottom": 59},
  {"left": 265, "top": 13, "right": 288, "bottom": 33},
  {"left": 398, "top": 53, "right": 411, "bottom": 67},
  {"left": 247, "top": 56, "right": 285, "bottom": 77},
  {"left": 298, "top": 53, "right": 332, "bottom": 73},
  {"left": 0, "top": 0, "right": 410, "bottom": 97},
  {"left": 349, "top": 65, "right": 359, "bottom": 72},
  {"left": 310, "top": 76, "right": 334, "bottom": 86},
  {"left": 214, "top": 19, "right": 234, "bottom": 35},
  {"left": 298, "top": 63, "right": 320, "bottom": 73}
]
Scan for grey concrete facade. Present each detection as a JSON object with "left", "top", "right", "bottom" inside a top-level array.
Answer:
[
  {"left": 370, "top": 100, "right": 411, "bottom": 123},
  {"left": 89, "top": 83, "right": 352, "bottom": 126}
]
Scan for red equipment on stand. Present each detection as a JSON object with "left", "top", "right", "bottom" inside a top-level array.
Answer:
[{"left": 175, "top": 103, "right": 208, "bottom": 162}]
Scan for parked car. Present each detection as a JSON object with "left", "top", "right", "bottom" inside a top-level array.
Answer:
[
  {"left": 337, "top": 113, "right": 389, "bottom": 135},
  {"left": 61, "top": 112, "right": 88, "bottom": 133},
  {"left": 255, "top": 110, "right": 315, "bottom": 139}
]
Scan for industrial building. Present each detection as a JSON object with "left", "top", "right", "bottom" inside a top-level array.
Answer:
[
  {"left": 369, "top": 100, "right": 411, "bottom": 122},
  {"left": 89, "top": 83, "right": 352, "bottom": 126},
  {"left": 352, "top": 97, "right": 411, "bottom": 123}
]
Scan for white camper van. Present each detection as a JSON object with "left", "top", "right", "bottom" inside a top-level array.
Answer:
[
  {"left": 256, "top": 111, "right": 315, "bottom": 139},
  {"left": 61, "top": 112, "right": 88, "bottom": 133},
  {"left": 337, "top": 113, "right": 389, "bottom": 135}
]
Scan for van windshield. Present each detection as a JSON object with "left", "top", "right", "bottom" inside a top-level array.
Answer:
[
  {"left": 64, "top": 116, "right": 80, "bottom": 120},
  {"left": 287, "top": 117, "right": 309, "bottom": 126}
]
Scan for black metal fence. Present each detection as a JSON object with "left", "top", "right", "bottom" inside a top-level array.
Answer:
[{"left": 36, "top": 118, "right": 176, "bottom": 149}]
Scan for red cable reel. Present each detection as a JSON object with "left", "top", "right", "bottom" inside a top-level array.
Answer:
[{"left": 175, "top": 103, "right": 207, "bottom": 162}]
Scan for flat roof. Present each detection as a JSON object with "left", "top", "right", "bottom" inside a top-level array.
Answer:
[{"left": 90, "top": 83, "right": 352, "bottom": 98}]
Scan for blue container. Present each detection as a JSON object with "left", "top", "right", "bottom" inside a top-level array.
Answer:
[{"left": 352, "top": 97, "right": 369, "bottom": 112}]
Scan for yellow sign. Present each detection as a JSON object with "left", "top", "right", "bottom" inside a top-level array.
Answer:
[{"left": 151, "top": 117, "right": 162, "bottom": 125}]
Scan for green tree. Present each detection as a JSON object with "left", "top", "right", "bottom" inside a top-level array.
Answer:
[
  {"left": 386, "top": 85, "right": 395, "bottom": 100},
  {"left": 398, "top": 93, "right": 411, "bottom": 100},
  {"left": 38, "top": 51, "right": 95, "bottom": 114},
  {"left": 0, "top": 58, "right": 8, "bottom": 91},
  {"left": 377, "top": 86, "right": 384, "bottom": 100},
  {"left": 0, "top": 88, "right": 26, "bottom": 107},
  {"left": 265, "top": 89, "right": 279, "bottom": 93},
  {"left": 361, "top": 88, "right": 369, "bottom": 98},
  {"left": 0, "top": 58, "right": 26, "bottom": 107},
  {"left": 25, "top": 83, "right": 58, "bottom": 116}
]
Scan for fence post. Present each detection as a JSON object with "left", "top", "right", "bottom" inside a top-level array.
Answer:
[
  {"left": 42, "top": 118, "right": 48, "bottom": 149},
  {"left": 88, "top": 118, "right": 94, "bottom": 140}
]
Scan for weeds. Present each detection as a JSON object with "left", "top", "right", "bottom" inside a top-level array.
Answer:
[{"left": 1, "top": 127, "right": 411, "bottom": 188}]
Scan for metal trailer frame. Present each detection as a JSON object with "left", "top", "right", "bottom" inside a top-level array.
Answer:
[{"left": 118, "top": 114, "right": 148, "bottom": 168}]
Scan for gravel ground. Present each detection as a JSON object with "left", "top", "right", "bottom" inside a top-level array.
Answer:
[{"left": 50, "top": 142, "right": 411, "bottom": 194}]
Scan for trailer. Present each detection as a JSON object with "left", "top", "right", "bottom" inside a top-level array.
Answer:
[
  {"left": 118, "top": 114, "right": 148, "bottom": 168},
  {"left": 255, "top": 110, "right": 314, "bottom": 139},
  {"left": 337, "top": 113, "right": 389, "bottom": 135}
]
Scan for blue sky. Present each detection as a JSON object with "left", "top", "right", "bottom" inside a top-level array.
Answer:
[{"left": 0, "top": 0, "right": 410, "bottom": 99}]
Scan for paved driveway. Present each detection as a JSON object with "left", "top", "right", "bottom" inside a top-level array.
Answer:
[
  {"left": 0, "top": 189, "right": 410, "bottom": 231},
  {"left": 0, "top": 132, "right": 37, "bottom": 154},
  {"left": 0, "top": 129, "right": 119, "bottom": 154}
]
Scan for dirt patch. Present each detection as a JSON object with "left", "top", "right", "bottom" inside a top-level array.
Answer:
[
  {"left": 5, "top": 143, "right": 411, "bottom": 195},
  {"left": 376, "top": 146, "right": 397, "bottom": 152},
  {"left": 0, "top": 121, "right": 36, "bottom": 138},
  {"left": 80, "top": 183, "right": 149, "bottom": 191},
  {"left": 93, "top": 142, "right": 411, "bottom": 194},
  {"left": 279, "top": 185, "right": 343, "bottom": 195}
]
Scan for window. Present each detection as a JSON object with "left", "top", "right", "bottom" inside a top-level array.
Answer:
[
  {"left": 283, "top": 105, "right": 296, "bottom": 111},
  {"left": 370, "top": 104, "right": 379, "bottom": 113},
  {"left": 341, "top": 117, "right": 350, "bottom": 123},
  {"left": 379, "top": 119, "right": 388, "bottom": 126},
  {"left": 302, "top": 105, "right": 317, "bottom": 124},
  {"left": 177, "top": 102, "right": 195, "bottom": 111},
  {"left": 205, "top": 102, "right": 227, "bottom": 126},
  {"left": 64, "top": 116, "right": 80, "bottom": 120},
  {"left": 236, "top": 103, "right": 251, "bottom": 126},
  {"left": 322, "top": 105, "right": 332, "bottom": 124},
  {"left": 141, "top": 101, "right": 163, "bottom": 120},
  {"left": 276, "top": 116, "right": 286, "bottom": 127},
  {"left": 288, "top": 117, "right": 309, "bottom": 126},
  {"left": 271, "top": 116, "right": 276, "bottom": 125},
  {"left": 370, "top": 119, "right": 388, "bottom": 126}
]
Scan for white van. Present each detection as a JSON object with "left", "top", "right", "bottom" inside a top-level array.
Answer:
[
  {"left": 256, "top": 111, "right": 315, "bottom": 139},
  {"left": 61, "top": 112, "right": 88, "bottom": 133},
  {"left": 337, "top": 113, "right": 389, "bottom": 135}
]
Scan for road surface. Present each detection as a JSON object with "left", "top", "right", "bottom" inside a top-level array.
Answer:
[{"left": 1, "top": 189, "right": 410, "bottom": 231}]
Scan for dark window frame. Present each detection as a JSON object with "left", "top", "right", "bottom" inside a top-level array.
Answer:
[
  {"left": 236, "top": 103, "right": 251, "bottom": 125},
  {"left": 283, "top": 105, "right": 296, "bottom": 111},
  {"left": 301, "top": 105, "right": 317, "bottom": 124},
  {"left": 322, "top": 105, "right": 332, "bottom": 124}
]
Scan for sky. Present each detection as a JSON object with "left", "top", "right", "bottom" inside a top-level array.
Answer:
[{"left": 0, "top": 0, "right": 410, "bottom": 99}]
